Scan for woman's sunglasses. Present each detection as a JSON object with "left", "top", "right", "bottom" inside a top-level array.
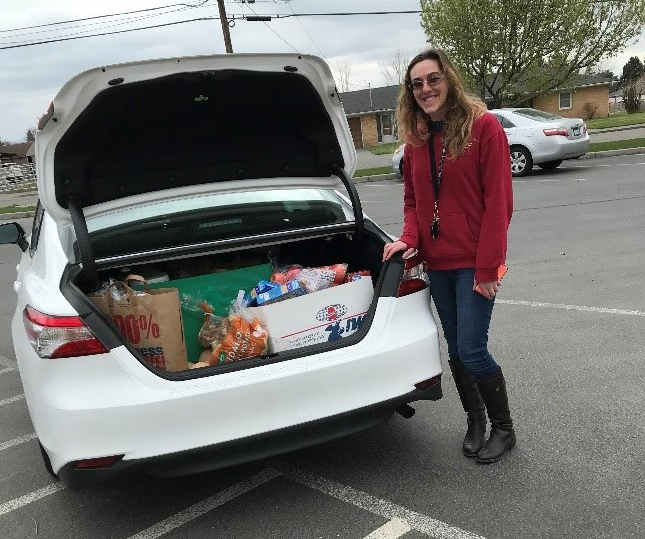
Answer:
[{"left": 408, "top": 74, "right": 444, "bottom": 91}]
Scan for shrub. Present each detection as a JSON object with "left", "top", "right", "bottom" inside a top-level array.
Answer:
[
  {"left": 623, "top": 84, "right": 643, "bottom": 114},
  {"left": 582, "top": 102, "right": 599, "bottom": 119}
]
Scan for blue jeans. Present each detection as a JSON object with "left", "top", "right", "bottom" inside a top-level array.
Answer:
[{"left": 427, "top": 268, "right": 500, "bottom": 379}]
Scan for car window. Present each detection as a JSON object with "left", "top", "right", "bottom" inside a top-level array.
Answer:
[
  {"left": 513, "top": 109, "right": 563, "bottom": 122},
  {"left": 29, "top": 200, "right": 44, "bottom": 257},
  {"left": 87, "top": 189, "right": 353, "bottom": 259},
  {"left": 493, "top": 114, "right": 515, "bottom": 129}
]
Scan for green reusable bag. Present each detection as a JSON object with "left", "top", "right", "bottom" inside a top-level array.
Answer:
[{"left": 135, "top": 263, "right": 272, "bottom": 362}]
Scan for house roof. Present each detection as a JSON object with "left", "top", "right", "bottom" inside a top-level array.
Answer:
[
  {"left": 339, "top": 73, "right": 615, "bottom": 114},
  {"left": 483, "top": 73, "right": 614, "bottom": 99},
  {"left": 0, "top": 142, "right": 32, "bottom": 157},
  {"left": 339, "top": 85, "right": 401, "bottom": 115}
]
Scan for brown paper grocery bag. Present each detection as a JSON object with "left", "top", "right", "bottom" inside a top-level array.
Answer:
[{"left": 90, "top": 281, "right": 188, "bottom": 372}]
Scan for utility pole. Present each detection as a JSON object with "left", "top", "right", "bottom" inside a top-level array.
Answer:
[{"left": 216, "top": 0, "right": 233, "bottom": 53}]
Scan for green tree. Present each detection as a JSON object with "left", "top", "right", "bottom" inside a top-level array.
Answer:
[
  {"left": 619, "top": 56, "right": 644, "bottom": 85},
  {"left": 420, "top": 0, "right": 645, "bottom": 107}
]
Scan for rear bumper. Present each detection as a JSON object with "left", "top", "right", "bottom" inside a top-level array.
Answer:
[
  {"left": 17, "top": 292, "right": 442, "bottom": 485},
  {"left": 532, "top": 136, "right": 590, "bottom": 163},
  {"left": 57, "top": 383, "right": 441, "bottom": 488}
]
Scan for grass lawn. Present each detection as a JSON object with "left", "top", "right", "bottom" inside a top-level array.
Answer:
[
  {"left": 367, "top": 142, "right": 400, "bottom": 155},
  {"left": 353, "top": 166, "right": 392, "bottom": 178},
  {"left": 0, "top": 204, "right": 36, "bottom": 214},
  {"left": 588, "top": 137, "right": 645, "bottom": 152},
  {"left": 586, "top": 112, "right": 645, "bottom": 130}
]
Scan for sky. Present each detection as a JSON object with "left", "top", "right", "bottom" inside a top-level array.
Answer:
[{"left": 1, "top": 0, "right": 643, "bottom": 143}]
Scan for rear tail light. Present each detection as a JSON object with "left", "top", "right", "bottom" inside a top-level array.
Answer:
[
  {"left": 543, "top": 128, "right": 569, "bottom": 137},
  {"left": 397, "top": 255, "right": 430, "bottom": 297},
  {"left": 415, "top": 375, "right": 442, "bottom": 390},
  {"left": 74, "top": 455, "right": 123, "bottom": 469},
  {"left": 23, "top": 305, "right": 107, "bottom": 358}
]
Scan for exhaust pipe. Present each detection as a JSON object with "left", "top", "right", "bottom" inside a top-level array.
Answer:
[{"left": 396, "top": 404, "right": 415, "bottom": 418}]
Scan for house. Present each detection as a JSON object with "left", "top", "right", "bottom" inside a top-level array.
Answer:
[
  {"left": 528, "top": 74, "right": 614, "bottom": 119},
  {"left": 339, "top": 74, "right": 614, "bottom": 149},
  {"left": 609, "top": 76, "right": 645, "bottom": 112},
  {"left": 0, "top": 142, "right": 34, "bottom": 164},
  {"left": 339, "top": 85, "right": 401, "bottom": 149}
]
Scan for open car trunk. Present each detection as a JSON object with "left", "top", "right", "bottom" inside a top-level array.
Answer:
[{"left": 63, "top": 221, "right": 404, "bottom": 378}]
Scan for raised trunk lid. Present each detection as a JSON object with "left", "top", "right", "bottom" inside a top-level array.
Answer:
[{"left": 35, "top": 54, "right": 358, "bottom": 269}]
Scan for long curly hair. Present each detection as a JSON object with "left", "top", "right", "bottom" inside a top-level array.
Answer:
[{"left": 396, "top": 48, "right": 487, "bottom": 158}]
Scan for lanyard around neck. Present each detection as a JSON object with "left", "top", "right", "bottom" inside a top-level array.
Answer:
[{"left": 428, "top": 132, "right": 447, "bottom": 206}]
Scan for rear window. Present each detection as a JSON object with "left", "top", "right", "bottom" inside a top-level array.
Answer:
[
  {"left": 512, "top": 109, "right": 563, "bottom": 122},
  {"left": 87, "top": 189, "right": 352, "bottom": 258}
]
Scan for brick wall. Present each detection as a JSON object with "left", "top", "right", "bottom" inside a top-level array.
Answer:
[{"left": 533, "top": 85, "right": 610, "bottom": 119}]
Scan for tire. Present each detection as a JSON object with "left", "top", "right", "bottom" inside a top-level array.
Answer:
[
  {"left": 39, "top": 441, "right": 59, "bottom": 480},
  {"left": 509, "top": 146, "right": 533, "bottom": 177},
  {"left": 538, "top": 160, "right": 563, "bottom": 171}
]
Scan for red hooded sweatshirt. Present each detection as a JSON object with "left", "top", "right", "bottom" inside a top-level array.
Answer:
[{"left": 399, "top": 112, "right": 513, "bottom": 283}]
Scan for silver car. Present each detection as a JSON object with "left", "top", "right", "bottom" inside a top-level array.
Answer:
[{"left": 491, "top": 108, "right": 589, "bottom": 177}]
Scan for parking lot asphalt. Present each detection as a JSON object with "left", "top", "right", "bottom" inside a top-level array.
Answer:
[{"left": 0, "top": 152, "right": 644, "bottom": 539}]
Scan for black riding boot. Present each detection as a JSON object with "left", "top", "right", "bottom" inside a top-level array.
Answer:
[
  {"left": 448, "top": 359, "right": 487, "bottom": 457},
  {"left": 475, "top": 368, "right": 516, "bottom": 463}
]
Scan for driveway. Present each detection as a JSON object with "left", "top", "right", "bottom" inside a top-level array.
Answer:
[{"left": 355, "top": 148, "right": 393, "bottom": 169}]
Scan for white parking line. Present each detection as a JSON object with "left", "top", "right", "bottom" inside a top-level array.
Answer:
[
  {"left": 0, "top": 394, "right": 25, "bottom": 407},
  {"left": 364, "top": 518, "right": 412, "bottom": 539},
  {"left": 277, "top": 463, "right": 486, "bottom": 539},
  {"left": 0, "top": 433, "right": 37, "bottom": 452},
  {"left": 127, "top": 468, "right": 281, "bottom": 539},
  {"left": 497, "top": 299, "right": 645, "bottom": 317},
  {"left": 0, "top": 483, "right": 65, "bottom": 517}
]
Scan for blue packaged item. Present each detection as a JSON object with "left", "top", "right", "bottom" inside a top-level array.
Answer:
[{"left": 255, "top": 280, "right": 307, "bottom": 306}]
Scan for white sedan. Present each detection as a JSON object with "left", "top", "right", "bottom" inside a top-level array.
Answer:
[
  {"left": 392, "top": 108, "right": 589, "bottom": 178},
  {"left": 0, "top": 54, "right": 442, "bottom": 488},
  {"left": 491, "top": 108, "right": 589, "bottom": 177}
]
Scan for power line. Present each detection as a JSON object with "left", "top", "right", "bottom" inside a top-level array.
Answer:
[
  {"left": 285, "top": 2, "right": 326, "bottom": 57},
  {"left": 0, "top": 1, "right": 210, "bottom": 33},
  {"left": 239, "top": 2, "right": 299, "bottom": 53},
  {"left": 0, "top": 6, "right": 197, "bottom": 44},
  {"left": 0, "top": 18, "right": 217, "bottom": 50},
  {"left": 0, "top": 11, "right": 422, "bottom": 50}
]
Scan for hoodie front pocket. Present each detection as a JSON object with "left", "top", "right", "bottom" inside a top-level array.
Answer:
[{"left": 432, "top": 213, "right": 478, "bottom": 259}]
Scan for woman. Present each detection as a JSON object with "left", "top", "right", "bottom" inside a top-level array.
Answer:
[{"left": 382, "top": 49, "right": 515, "bottom": 463}]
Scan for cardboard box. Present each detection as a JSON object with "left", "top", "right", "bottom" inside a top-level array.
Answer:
[{"left": 247, "top": 277, "right": 373, "bottom": 353}]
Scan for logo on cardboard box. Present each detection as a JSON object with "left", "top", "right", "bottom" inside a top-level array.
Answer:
[{"left": 315, "top": 304, "right": 348, "bottom": 322}]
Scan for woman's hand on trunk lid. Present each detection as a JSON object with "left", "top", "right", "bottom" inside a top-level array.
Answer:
[{"left": 382, "top": 240, "right": 415, "bottom": 262}]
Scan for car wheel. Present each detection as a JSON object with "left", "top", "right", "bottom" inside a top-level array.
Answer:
[
  {"left": 509, "top": 146, "right": 533, "bottom": 177},
  {"left": 538, "top": 160, "right": 563, "bottom": 170},
  {"left": 39, "top": 441, "right": 59, "bottom": 480}
]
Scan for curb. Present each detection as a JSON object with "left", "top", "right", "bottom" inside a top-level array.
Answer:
[
  {"left": 580, "top": 146, "right": 645, "bottom": 159},
  {"left": 0, "top": 211, "right": 35, "bottom": 220},
  {"left": 352, "top": 172, "right": 400, "bottom": 183},
  {"left": 588, "top": 123, "right": 645, "bottom": 134}
]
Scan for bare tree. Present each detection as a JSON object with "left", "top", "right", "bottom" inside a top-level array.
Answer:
[
  {"left": 380, "top": 46, "right": 413, "bottom": 86},
  {"left": 332, "top": 59, "right": 353, "bottom": 93}
]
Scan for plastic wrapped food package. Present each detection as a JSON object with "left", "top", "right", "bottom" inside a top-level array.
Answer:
[
  {"left": 271, "top": 263, "right": 348, "bottom": 293},
  {"left": 210, "top": 314, "right": 268, "bottom": 365}
]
